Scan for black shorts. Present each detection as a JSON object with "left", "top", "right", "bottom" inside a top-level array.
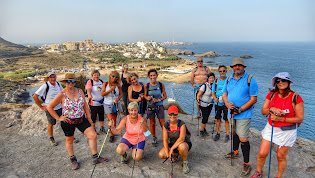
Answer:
[
  {"left": 215, "top": 105, "right": 228, "bottom": 121},
  {"left": 90, "top": 105, "right": 105, "bottom": 123},
  {"left": 169, "top": 142, "right": 192, "bottom": 153},
  {"left": 61, "top": 116, "right": 91, "bottom": 137}
]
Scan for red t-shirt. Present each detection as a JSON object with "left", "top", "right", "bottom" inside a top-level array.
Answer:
[{"left": 267, "top": 92, "right": 303, "bottom": 127}]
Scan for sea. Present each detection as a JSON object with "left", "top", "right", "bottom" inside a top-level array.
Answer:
[{"left": 26, "top": 42, "right": 315, "bottom": 140}]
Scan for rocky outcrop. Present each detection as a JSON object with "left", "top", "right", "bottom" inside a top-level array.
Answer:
[
  {"left": 240, "top": 55, "right": 253, "bottom": 58},
  {"left": 194, "top": 51, "right": 230, "bottom": 58},
  {"left": 166, "top": 48, "right": 194, "bottom": 55}
]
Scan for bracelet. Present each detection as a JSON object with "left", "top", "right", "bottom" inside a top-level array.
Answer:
[{"left": 283, "top": 117, "right": 286, "bottom": 123}]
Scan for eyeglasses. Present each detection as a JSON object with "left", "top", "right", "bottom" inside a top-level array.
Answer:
[
  {"left": 112, "top": 75, "right": 119, "bottom": 79},
  {"left": 219, "top": 70, "right": 226, "bottom": 73},
  {"left": 66, "top": 80, "right": 76, "bottom": 84},
  {"left": 197, "top": 60, "right": 203, "bottom": 63},
  {"left": 168, "top": 113, "right": 178, "bottom": 116},
  {"left": 276, "top": 79, "right": 289, "bottom": 84}
]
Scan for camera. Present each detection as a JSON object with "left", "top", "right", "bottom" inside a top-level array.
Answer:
[{"left": 231, "top": 107, "right": 239, "bottom": 114}]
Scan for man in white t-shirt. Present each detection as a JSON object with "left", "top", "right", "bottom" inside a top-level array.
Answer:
[{"left": 33, "top": 72, "right": 63, "bottom": 146}]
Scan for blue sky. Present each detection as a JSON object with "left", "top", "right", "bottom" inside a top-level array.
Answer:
[{"left": 0, "top": 0, "right": 314, "bottom": 44}]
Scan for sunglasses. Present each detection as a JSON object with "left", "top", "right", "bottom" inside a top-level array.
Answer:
[
  {"left": 276, "top": 79, "right": 289, "bottom": 84},
  {"left": 66, "top": 80, "right": 76, "bottom": 84},
  {"left": 168, "top": 113, "right": 178, "bottom": 116},
  {"left": 197, "top": 60, "right": 203, "bottom": 62},
  {"left": 219, "top": 70, "right": 226, "bottom": 73},
  {"left": 112, "top": 75, "right": 119, "bottom": 79}
]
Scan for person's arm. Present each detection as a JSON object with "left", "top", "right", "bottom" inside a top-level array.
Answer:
[
  {"left": 211, "top": 82, "right": 219, "bottom": 103},
  {"left": 80, "top": 89, "right": 92, "bottom": 125},
  {"left": 101, "top": 82, "right": 114, "bottom": 96},
  {"left": 143, "top": 83, "right": 151, "bottom": 101},
  {"left": 169, "top": 124, "right": 186, "bottom": 156},
  {"left": 238, "top": 96, "right": 257, "bottom": 113},
  {"left": 33, "top": 94, "right": 47, "bottom": 111},
  {"left": 196, "top": 90, "right": 204, "bottom": 106},
  {"left": 190, "top": 70, "right": 196, "bottom": 88},
  {"left": 162, "top": 124, "right": 170, "bottom": 156},
  {"left": 140, "top": 116, "right": 149, "bottom": 132},
  {"left": 261, "top": 98, "right": 271, "bottom": 116},
  {"left": 160, "top": 83, "right": 167, "bottom": 101},
  {"left": 47, "top": 91, "right": 67, "bottom": 122},
  {"left": 86, "top": 80, "right": 93, "bottom": 101},
  {"left": 108, "top": 117, "right": 127, "bottom": 135},
  {"left": 115, "top": 85, "right": 123, "bottom": 103}
]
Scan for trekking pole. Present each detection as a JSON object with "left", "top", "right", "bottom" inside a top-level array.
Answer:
[
  {"left": 131, "top": 121, "right": 142, "bottom": 177},
  {"left": 230, "top": 113, "right": 234, "bottom": 166},
  {"left": 170, "top": 155, "right": 173, "bottom": 178},
  {"left": 268, "top": 121, "right": 274, "bottom": 178},
  {"left": 212, "top": 103, "right": 218, "bottom": 139},
  {"left": 192, "top": 88, "right": 195, "bottom": 121},
  {"left": 90, "top": 128, "right": 110, "bottom": 178}
]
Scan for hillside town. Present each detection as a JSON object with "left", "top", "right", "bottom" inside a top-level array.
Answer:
[{"left": 41, "top": 39, "right": 174, "bottom": 59}]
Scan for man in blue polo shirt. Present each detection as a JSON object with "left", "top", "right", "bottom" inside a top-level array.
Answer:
[{"left": 222, "top": 58, "right": 258, "bottom": 177}]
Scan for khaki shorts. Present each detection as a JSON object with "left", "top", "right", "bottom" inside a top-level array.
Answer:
[{"left": 228, "top": 118, "right": 251, "bottom": 138}]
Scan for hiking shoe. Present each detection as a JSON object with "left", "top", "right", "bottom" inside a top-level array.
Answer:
[
  {"left": 213, "top": 133, "right": 220, "bottom": 141},
  {"left": 50, "top": 137, "right": 58, "bottom": 146},
  {"left": 152, "top": 136, "right": 157, "bottom": 147},
  {"left": 121, "top": 153, "right": 128, "bottom": 164},
  {"left": 204, "top": 128, "right": 209, "bottom": 136},
  {"left": 73, "top": 138, "right": 79, "bottom": 144},
  {"left": 224, "top": 135, "right": 230, "bottom": 143},
  {"left": 70, "top": 156, "right": 80, "bottom": 170},
  {"left": 199, "top": 130, "right": 205, "bottom": 138},
  {"left": 251, "top": 170, "right": 263, "bottom": 178},
  {"left": 224, "top": 152, "right": 239, "bottom": 159},
  {"left": 92, "top": 154, "right": 109, "bottom": 165},
  {"left": 109, "top": 136, "right": 115, "bottom": 143},
  {"left": 182, "top": 161, "right": 190, "bottom": 174},
  {"left": 240, "top": 163, "right": 252, "bottom": 177},
  {"left": 99, "top": 127, "right": 106, "bottom": 134}
]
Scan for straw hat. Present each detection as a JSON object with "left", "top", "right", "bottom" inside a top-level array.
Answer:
[
  {"left": 60, "top": 73, "right": 80, "bottom": 83},
  {"left": 230, "top": 58, "right": 247, "bottom": 68}
]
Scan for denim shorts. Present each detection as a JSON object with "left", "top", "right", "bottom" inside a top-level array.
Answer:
[{"left": 120, "top": 138, "right": 145, "bottom": 150}]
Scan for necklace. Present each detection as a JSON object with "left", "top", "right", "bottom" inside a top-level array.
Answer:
[{"left": 66, "top": 88, "right": 75, "bottom": 98}]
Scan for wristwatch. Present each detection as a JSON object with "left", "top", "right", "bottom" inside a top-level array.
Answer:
[{"left": 239, "top": 108, "right": 243, "bottom": 112}]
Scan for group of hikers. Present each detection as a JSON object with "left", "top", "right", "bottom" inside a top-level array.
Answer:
[{"left": 33, "top": 58, "right": 304, "bottom": 178}]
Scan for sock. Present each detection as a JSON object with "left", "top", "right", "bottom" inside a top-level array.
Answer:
[
  {"left": 233, "top": 134, "right": 240, "bottom": 151},
  {"left": 234, "top": 150, "right": 239, "bottom": 155},
  {"left": 50, "top": 137, "right": 54, "bottom": 141},
  {"left": 92, "top": 153, "right": 98, "bottom": 158},
  {"left": 241, "top": 141, "right": 250, "bottom": 163}
]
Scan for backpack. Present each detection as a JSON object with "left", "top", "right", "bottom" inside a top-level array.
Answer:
[
  {"left": 227, "top": 74, "right": 252, "bottom": 87},
  {"left": 269, "top": 92, "right": 299, "bottom": 113},
  {"left": 146, "top": 82, "right": 163, "bottom": 93},
  {"left": 195, "top": 83, "right": 213, "bottom": 104},
  {"left": 41, "top": 82, "right": 61, "bottom": 102},
  {"left": 165, "top": 119, "right": 191, "bottom": 136},
  {"left": 193, "top": 66, "right": 208, "bottom": 76},
  {"left": 84, "top": 79, "right": 104, "bottom": 97}
]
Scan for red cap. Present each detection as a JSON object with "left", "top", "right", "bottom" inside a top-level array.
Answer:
[{"left": 168, "top": 105, "right": 178, "bottom": 114}]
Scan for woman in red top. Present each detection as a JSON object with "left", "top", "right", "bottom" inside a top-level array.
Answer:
[
  {"left": 251, "top": 72, "right": 304, "bottom": 178},
  {"left": 108, "top": 101, "right": 149, "bottom": 163}
]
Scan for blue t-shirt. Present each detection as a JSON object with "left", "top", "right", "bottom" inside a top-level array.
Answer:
[
  {"left": 212, "top": 78, "right": 227, "bottom": 106},
  {"left": 222, "top": 72, "right": 258, "bottom": 119}
]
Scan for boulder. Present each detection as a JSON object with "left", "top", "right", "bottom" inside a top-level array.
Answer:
[
  {"left": 240, "top": 55, "right": 253, "bottom": 58},
  {"left": 194, "top": 51, "right": 230, "bottom": 58}
]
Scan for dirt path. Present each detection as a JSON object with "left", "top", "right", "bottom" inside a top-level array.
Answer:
[{"left": 0, "top": 105, "right": 314, "bottom": 178}]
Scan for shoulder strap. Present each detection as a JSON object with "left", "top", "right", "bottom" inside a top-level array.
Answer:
[
  {"left": 204, "top": 66, "right": 208, "bottom": 73},
  {"left": 292, "top": 92, "right": 299, "bottom": 112},
  {"left": 269, "top": 91, "right": 276, "bottom": 101},
  {"left": 177, "top": 119, "right": 181, "bottom": 129},
  {"left": 247, "top": 75, "right": 253, "bottom": 87},
  {"left": 215, "top": 78, "right": 218, "bottom": 92},
  {"left": 147, "top": 83, "right": 150, "bottom": 89},
  {"left": 227, "top": 75, "right": 232, "bottom": 84},
  {"left": 42, "top": 82, "right": 49, "bottom": 101},
  {"left": 193, "top": 67, "right": 198, "bottom": 76},
  {"left": 166, "top": 120, "right": 170, "bottom": 131},
  {"left": 56, "top": 81, "right": 60, "bottom": 87},
  {"left": 105, "top": 82, "right": 108, "bottom": 88},
  {"left": 159, "top": 82, "right": 163, "bottom": 92},
  {"left": 99, "top": 79, "right": 104, "bottom": 83},
  {"left": 90, "top": 79, "right": 93, "bottom": 86},
  {"left": 140, "top": 82, "right": 144, "bottom": 90}
]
